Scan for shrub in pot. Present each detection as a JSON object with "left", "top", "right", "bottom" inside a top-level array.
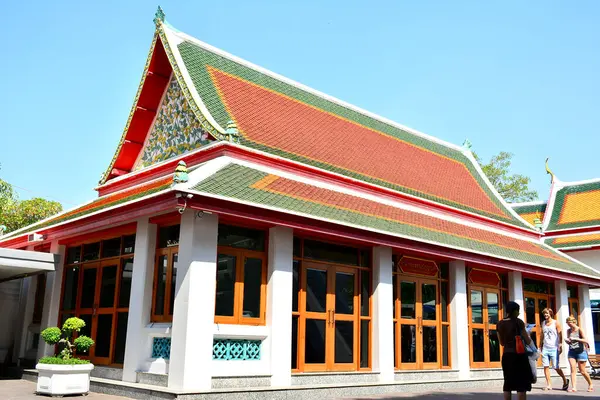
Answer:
[{"left": 36, "top": 317, "right": 95, "bottom": 396}]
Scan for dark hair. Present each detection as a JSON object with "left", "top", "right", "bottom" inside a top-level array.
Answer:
[{"left": 506, "top": 301, "right": 520, "bottom": 317}]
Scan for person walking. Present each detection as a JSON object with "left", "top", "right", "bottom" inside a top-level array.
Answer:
[
  {"left": 565, "top": 315, "right": 594, "bottom": 393},
  {"left": 498, "top": 301, "right": 534, "bottom": 400},
  {"left": 539, "top": 308, "right": 569, "bottom": 391}
]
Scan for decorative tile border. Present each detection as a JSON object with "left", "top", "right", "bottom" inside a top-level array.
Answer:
[
  {"left": 152, "top": 337, "right": 171, "bottom": 359},
  {"left": 213, "top": 339, "right": 261, "bottom": 361}
]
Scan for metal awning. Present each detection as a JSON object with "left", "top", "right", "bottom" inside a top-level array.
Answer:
[{"left": 0, "top": 248, "right": 57, "bottom": 283}]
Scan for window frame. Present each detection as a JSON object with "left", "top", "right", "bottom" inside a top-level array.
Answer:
[
  {"left": 151, "top": 246, "right": 179, "bottom": 323},
  {"left": 215, "top": 246, "right": 267, "bottom": 325}
]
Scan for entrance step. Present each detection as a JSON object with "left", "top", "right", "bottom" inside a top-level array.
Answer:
[
  {"left": 23, "top": 368, "right": 506, "bottom": 400},
  {"left": 292, "top": 372, "right": 379, "bottom": 385},
  {"left": 90, "top": 365, "right": 123, "bottom": 381},
  {"left": 395, "top": 369, "right": 459, "bottom": 382},
  {"left": 137, "top": 372, "right": 271, "bottom": 389}
]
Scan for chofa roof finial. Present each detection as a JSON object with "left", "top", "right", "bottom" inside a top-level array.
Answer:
[
  {"left": 545, "top": 157, "right": 555, "bottom": 184},
  {"left": 173, "top": 161, "right": 189, "bottom": 184},
  {"left": 0, "top": 225, "right": 6, "bottom": 237},
  {"left": 224, "top": 120, "right": 241, "bottom": 143},
  {"left": 462, "top": 139, "right": 472, "bottom": 151},
  {"left": 154, "top": 6, "right": 166, "bottom": 26}
]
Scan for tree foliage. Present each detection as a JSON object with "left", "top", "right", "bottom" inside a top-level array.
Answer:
[
  {"left": 473, "top": 151, "right": 538, "bottom": 203},
  {"left": 0, "top": 168, "right": 62, "bottom": 233}
]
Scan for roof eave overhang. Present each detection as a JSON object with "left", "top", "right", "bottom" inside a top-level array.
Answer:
[
  {"left": 0, "top": 248, "right": 57, "bottom": 283},
  {"left": 179, "top": 193, "right": 600, "bottom": 286}
]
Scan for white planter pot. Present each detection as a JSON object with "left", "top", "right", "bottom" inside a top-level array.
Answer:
[{"left": 36, "top": 363, "right": 94, "bottom": 396}]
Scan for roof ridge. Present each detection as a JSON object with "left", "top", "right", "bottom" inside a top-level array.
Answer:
[{"left": 163, "top": 24, "right": 466, "bottom": 153}]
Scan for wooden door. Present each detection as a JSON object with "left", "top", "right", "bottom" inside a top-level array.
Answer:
[
  {"left": 525, "top": 294, "right": 549, "bottom": 366},
  {"left": 301, "top": 262, "right": 359, "bottom": 371},
  {"left": 397, "top": 277, "right": 440, "bottom": 369},
  {"left": 469, "top": 287, "right": 502, "bottom": 368},
  {"left": 91, "top": 259, "right": 120, "bottom": 365}
]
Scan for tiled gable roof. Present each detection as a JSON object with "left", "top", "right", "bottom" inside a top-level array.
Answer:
[
  {"left": 546, "top": 232, "right": 600, "bottom": 250},
  {"left": 171, "top": 33, "right": 527, "bottom": 228},
  {"left": 546, "top": 180, "right": 600, "bottom": 232},
  {"left": 185, "top": 162, "right": 597, "bottom": 278}
]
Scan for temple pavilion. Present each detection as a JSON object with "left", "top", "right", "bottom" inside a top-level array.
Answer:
[{"left": 1, "top": 8, "right": 598, "bottom": 398}]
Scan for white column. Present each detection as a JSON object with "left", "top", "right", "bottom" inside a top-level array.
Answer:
[
  {"left": 578, "top": 285, "right": 596, "bottom": 355},
  {"left": 449, "top": 260, "right": 469, "bottom": 379},
  {"left": 37, "top": 241, "right": 66, "bottom": 360},
  {"left": 372, "top": 246, "right": 394, "bottom": 382},
  {"left": 168, "top": 210, "right": 218, "bottom": 391},
  {"left": 122, "top": 217, "right": 158, "bottom": 382},
  {"left": 266, "top": 226, "right": 293, "bottom": 387},
  {"left": 14, "top": 276, "right": 35, "bottom": 363},
  {"left": 508, "top": 271, "right": 525, "bottom": 321},
  {"left": 554, "top": 280, "right": 569, "bottom": 367}
]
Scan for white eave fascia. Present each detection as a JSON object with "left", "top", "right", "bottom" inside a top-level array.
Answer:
[{"left": 510, "top": 200, "right": 548, "bottom": 209}]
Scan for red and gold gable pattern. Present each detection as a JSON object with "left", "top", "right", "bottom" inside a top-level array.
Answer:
[
  {"left": 547, "top": 181, "right": 600, "bottom": 231},
  {"left": 175, "top": 37, "right": 528, "bottom": 228},
  {"left": 192, "top": 164, "right": 593, "bottom": 276}
]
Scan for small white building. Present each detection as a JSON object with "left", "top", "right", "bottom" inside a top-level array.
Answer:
[{"left": 1, "top": 8, "right": 598, "bottom": 398}]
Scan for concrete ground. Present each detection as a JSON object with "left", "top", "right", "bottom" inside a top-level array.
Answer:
[
  {"left": 0, "top": 379, "right": 131, "bottom": 400},
  {"left": 1, "top": 376, "right": 596, "bottom": 399}
]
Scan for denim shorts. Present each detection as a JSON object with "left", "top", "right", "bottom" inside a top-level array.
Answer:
[
  {"left": 541, "top": 348, "right": 559, "bottom": 368},
  {"left": 568, "top": 350, "right": 588, "bottom": 362}
]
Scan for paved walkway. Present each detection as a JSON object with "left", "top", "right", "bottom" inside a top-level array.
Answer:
[
  {"left": 347, "top": 377, "right": 597, "bottom": 399},
  {"left": 1, "top": 379, "right": 130, "bottom": 400},
  {"left": 1, "top": 376, "right": 597, "bottom": 399}
]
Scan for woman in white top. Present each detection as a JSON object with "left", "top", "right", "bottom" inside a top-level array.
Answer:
[{"left": 565, "top": 315, "right": 593, "bottom": 392}]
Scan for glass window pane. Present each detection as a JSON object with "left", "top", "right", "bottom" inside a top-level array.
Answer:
[
  {"left": 113, "top": 312, "right": 128, "bottom": 364},
  {"left": 360, "top": 249, "right": 370, "bottom": 267},
  {"left": 215, "top": 254, "right": 236, "bottom": 316},
  {"left": 82, "top": 242, "right": 100, "bottom": 262},
  {"left": 400, "top": 324, "right": 416, "bottom": 363},
  {"left": 305, "top": 319, "right": 326, "bottom": 364},
  {"left": 306, "top": 268, "right": 327, "bottom": 313},
  {"left": 568, "top": 286, "right": 577, "bottom": 299},
  {"left": 80, "top": 268, "right": 97, "bottom": 309},
  {"left": 441, "top": 282, "right": 448, "bottom": 322},
  {"left": 489, "top": 329, "right": 501, "bottom": 362},
  {"left": 158, "top": 225, "right": 180, "bottom": 248},
  {"left": 99, "top": 264, "right": 118, "bottom": 308},
  {"left": 400, "top": 281, "right": 416, "bottom": 319},
  {"left": 422, "top": 326, "right": 437, "bottom": 363},
  {"left": 293, "top": 237, "right": 301, "bottom": 258},
  {"left": 361, "top": 270, "right": 369, "bottom": 317},
  {"left": 66, "top": 246, "right": 81, "bottom": 264},
  {"left": 291, "top": 316, "right": 298, "bottom": 369},
  {"left": 571, "top": 302, "right": 579, "bottom": 321},
  {"left": 101, "top": 238, "right": 121, "bottom": 258},
  {"left": 118, "top": 258, "right": 134, "bottom": 308},
  {"left": 440, "top": 263, "right": 449, "bottom": 280},
  {"left": 334, "top": 320, "right": 354, "bottom": 364},
  {"left": 95, "top": 314, "right": 113, "bottom": 358},
  {"left": 335, "top": 272, "right": 355, "bottom": 315},
  {"left": 303, "top": 239, "right": 359, "bottom": 266},
  {"left": 62, "top": 266, "right": 80, "bottom": 311},
  {"left": 243, "top": 258, "right": 262, "bottom": 318},
  {"left": 122, "top": 235, "right": 136, "bottom": 254},
  {"left": 218, "top": 224, "right": 265, "bottom": 251},
  {"left": 422, "top": 283, "right": 437, "bottom": 321},
  {"left": 500, "top": 273, "right": 508, "bottom": 289},
  {"left": 77, "top": 314, "right": 92, "bottom": 356},
  {"left": 442, "top": 325, "right": 449, "bottom": 367},
  {"left": 169, "top": 253, "right": 178, "bottom": 315},
  {"left": 393, "top": 322, "right": 398, "bottom": 368},
  {"left": 471, "top": 290, "right": 483, "bottom": 324},
  {"left": 472, "top": 328, "right": 485, "bottom": 362},
  {"left": 393, "top": 274, "right": 397, "bottom": 318},
  {"left": 360, "top": 320, "right": 369, "bottom": 368},
  {"left": 525, "top": 297, "right": 535, "bottom": 325},
  {"left": 292, "top": 260, "right": 299, "bottom": 312},
  {"left": 154, "top": 255, "right": 167, "bottom": 316},
  {"left": 487, "top": 292, "right": 499, "bottom": 324}
]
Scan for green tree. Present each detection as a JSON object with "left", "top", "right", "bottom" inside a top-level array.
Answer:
[
  {"left": 0, "top": 169, "right": 62, "bottom": 233},
  {"left": 473, "top": 151, "right": 538, "bottom": 203}
]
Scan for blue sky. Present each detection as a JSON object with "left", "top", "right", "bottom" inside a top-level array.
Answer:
[{"left": 1, "top": 1, "right": 599, "bottom": 209}]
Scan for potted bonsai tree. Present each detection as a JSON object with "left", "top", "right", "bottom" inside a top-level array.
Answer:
[{"left": 36, "top": 317, "right": 95, "bottom": 396}]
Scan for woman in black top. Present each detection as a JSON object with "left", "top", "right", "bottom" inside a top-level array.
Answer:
[{"left": 497, "top": 301, "right": 534, "bottom": 400}]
